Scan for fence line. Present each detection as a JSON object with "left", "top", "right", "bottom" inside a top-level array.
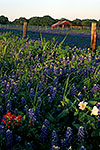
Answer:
[{"left": 0, "top": 23, "right": 97, "bottom": 51}]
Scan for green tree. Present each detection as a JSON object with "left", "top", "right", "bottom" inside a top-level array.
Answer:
[
  {"left": 12, "top": 17, "right": 28, "bottom": 25},
  {"left": 72, "top": 18, "right": 82, "bottom": 26},
  {"left": 0, "top": 15, "right": 9, "bottom": 24}
]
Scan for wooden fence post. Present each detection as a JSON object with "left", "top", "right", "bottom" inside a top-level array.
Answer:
[
  {"left": 23, "top": 22, "right": 27, "bottom": 38},
  {"left": 91, "top": 23, "right": 97, "bottom": 51}
]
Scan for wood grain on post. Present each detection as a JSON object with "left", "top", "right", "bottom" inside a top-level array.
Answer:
[
  {"left": 91, "top": 23, "right": 97, "bottom": 51},
  {"left": 23, "top": 22, "right": 27, "bottom": 38}
]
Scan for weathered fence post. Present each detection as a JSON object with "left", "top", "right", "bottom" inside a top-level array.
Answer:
[
  {"left": 23, "top": 22, "right": 27, "bottom": 38},
  {"left": 91, "top": 22, "right": 97, "bottom": 51}
]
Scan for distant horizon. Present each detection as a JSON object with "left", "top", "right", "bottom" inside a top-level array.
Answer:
[
  {"left": 0, "top": 14, "right": 100, "bottom": 22},
  {"left": 0, "top": 0, "right": 100, "bottom": 21}
]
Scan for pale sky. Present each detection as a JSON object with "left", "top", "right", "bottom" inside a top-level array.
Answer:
[{"left": 0, "top": 0, "right": 100, "bottom": 21}]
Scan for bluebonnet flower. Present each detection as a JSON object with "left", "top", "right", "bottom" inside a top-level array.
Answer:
[
  {"left": 23, "top": 105, "right": 29, "bottom": 114},
  {"left": 43, "top": 119, "right": 50, "bottom": 128},
  {"left": 78, "top": 126, "right": 85, "bottom": 142},
  {"left": 51, "top": 87, "right": 57, "bottom": 99},
  {"left": 0, "top": 125, "right": 6, "bottom": 136},
  {"left": 59, "top": 68, "right": 63, "bottom": 75},
  {"left": 26, "top": 142, "right": 32, "bottom": 148},
  {"left": 41, "top": 119, "right": 50, "bottom": 143},
  {"left": 6, "top": 82, "right": 10, "bottom": 92},
  {"left": 82, "top": 68, "right": 87, "bottom": 76},
  {"left": 2, "top": 79, "right": 7, "bottom": 86},
  {"left": 12, "top": 96, "right": 18, "bottom": 102},
  {"left": 77, "top": 92, "right": 82, "bottom": 99},
  {"left": 6, "top": 100, "right": 12, "bottom": 112},
  {"left": 51, "top": 130, "right": 59, "bottom": 146},
  {"left": 91, "top": 84, "right": 98, "bottom": 94},
  {"left": 54, "top": 66, "right": 59, "bottom": 75},
  {"left": 29, "top": 88, "right": 35, "bottom": 98},
  {"left": 16, "top": 135, "right": 22, "bottom": 142},
  {"left": 70, "top": 85, "right": 77, "bottom": 96},
  {"left": 35, "top": 97, "right": 42, "bottom": 114},
  {"left": 27, "top": 82, "right": 31, "bottom": 89},
  {"left": 38, "top": 81, "right": 43, "bottom": 91},
  {"left": 28, "top": 108, "right": 37, "bottom": 124},
  {"left": 50, "top": 145, "right": 60, "bottom": 150},
  {"left": 21, "top": 97, "right": 26, "bottom": 105},
  {"left": 13, "top": 82, "right": 19, "bottom": 93},
  {"left": 80, "top": 146, "right": 86, "bottom": 150},
  {"left": 0, "top": 105, "right": 3, "bottom": 113},
  {"left": 64, "top": 67, "right": 67, "bottom": 74},
  {"left": 72, "top": 55, "right": 76, "bottom": 61},
  {"left": 96, "top": 103, "right": 100, "bottom": 121},
  {"left": 66, "top": 57, "right": 70, "bottom": 63},
  {"left": 48, "top": 96, "right": 53, "bottom": 103},
  {"left": 6, "top": 129, "right": 13, "bottom": 148},
  {"left": 53, "top": 77, "right": 58, "bottom": 86},
  {"left": 61, "top": 127, "right": 72, "bottom": 149},
  {"left": 13, "top": 108, "right": 18, "bottom": 115},
  {"left": 83, "top": 86, "right": 87, "bottom": 90}
]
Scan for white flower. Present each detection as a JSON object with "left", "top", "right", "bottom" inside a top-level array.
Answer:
[
  {"left": 91, "top": 106, "right": 98, "bottom": 116},
  {"left": 78, "top": 101, "right": 88, "bottom": 110}
]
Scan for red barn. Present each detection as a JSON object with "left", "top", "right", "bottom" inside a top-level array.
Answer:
[{"left": 52, "top": 20, "right": 72, "bottom": 28}]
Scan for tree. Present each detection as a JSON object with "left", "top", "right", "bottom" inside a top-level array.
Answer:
[
  {"left": 72, "top": 19, "right": 82, "bottom": 26},
  {"left": 0, "top": 15, "right": 9, "bottom": 24},
  {"left": 98, "top": 20, "right": 100, "bottom": 27},
  {"left": 12, "top": 17, "right": 28, "bottom": 25}
]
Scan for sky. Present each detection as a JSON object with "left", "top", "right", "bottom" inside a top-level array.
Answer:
[{"left": 0, "top": 0, "right": 100, "bottom": 21}]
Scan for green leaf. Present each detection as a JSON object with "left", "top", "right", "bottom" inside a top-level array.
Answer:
[
  {"left": 64, "top": 97, "right": 72, "bottom": 106},
  {"left": 88, "top": 101, "right": 97, "bottom": 105},
  {"left": 56, "top": 109, "right": 69, "bottom": 121},
  {"left": 47, "top": 113, "right": 55, "bottom": 123},
  {"left": 63, "top": 75, "right": 70, "bottom": 98},
  {"left": 72, "top": 121, "right": 80, "bottom": 129},
  {"left": 91, "top": 129, "right": 100, "bottom": 137}
]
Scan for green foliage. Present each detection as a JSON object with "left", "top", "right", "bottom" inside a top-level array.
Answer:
[{"left": 0, "top": 32, "right": 100, "bottom": 149}]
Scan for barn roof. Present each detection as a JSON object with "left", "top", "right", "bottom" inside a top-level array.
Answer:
[{"left": 52, "top": 20, "right": 72, "bottom": 27}]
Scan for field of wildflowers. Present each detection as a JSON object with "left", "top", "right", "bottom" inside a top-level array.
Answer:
[{"left": 0, "top": 32, "right": 100, "bottom": 150}]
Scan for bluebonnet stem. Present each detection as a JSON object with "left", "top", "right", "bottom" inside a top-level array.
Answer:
[
  {"left": 78, "top": 126, "right": 85, "bottom": 142},
  {"left": 6, "top": 129, "right": 13, "bottom": 148}
]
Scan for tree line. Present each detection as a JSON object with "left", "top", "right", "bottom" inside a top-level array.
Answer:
[{"left": 0, "top": 15, "right": 100, "bottom": 27}]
